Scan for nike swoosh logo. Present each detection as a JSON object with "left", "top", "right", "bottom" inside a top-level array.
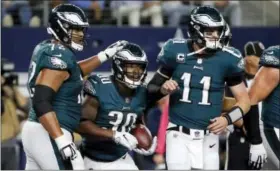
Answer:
[
  {"left": 53, "top": 54, "right": 62, "bottom": 57},
  {"left": 209, "top": 144, "right": 216, "bottom": 148}
]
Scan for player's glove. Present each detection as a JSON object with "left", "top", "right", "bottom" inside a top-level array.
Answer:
[
  {"left": 133, "top": 136, "right": 157, "bottom": 156},
  {"left": 113, "top": 131, "right": 138, "bottom": 151},
  {"left": 97, "top": 40, "right": 128, "bottom": 63},
  {"left": 249, "top": 143, "right": 267, "bottom": 170},
  {"left": 55, "top": 134, "right": 85, "bottom": 170}
]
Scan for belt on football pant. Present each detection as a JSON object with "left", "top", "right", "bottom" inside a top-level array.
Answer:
[{"left": 167, "top": 126, "right": 210, "bottom": 135}]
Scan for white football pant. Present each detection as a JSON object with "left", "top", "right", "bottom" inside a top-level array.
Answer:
[
  {"left": 22, "top": 121, "right": 74, "bottom": 170},
  {"left": 166, "top": 122, "right": 219, "bottom": 170}
]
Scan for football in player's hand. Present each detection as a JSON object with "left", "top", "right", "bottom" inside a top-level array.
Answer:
[{"left": 131, "top": 124, "right": 152, "bottom": 150}]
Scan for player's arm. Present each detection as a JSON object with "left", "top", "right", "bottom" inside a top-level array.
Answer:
[
  {"left": 147, "top": 66, "right": 175, "bottom": 97},
  {"left": 34, "top": 69, "right": 69, "bottom": 139},
  {"left": 148, "top": 39, "right": 177, "bottom": 96},
  {"left": 78, "top": 40, "right": 127, "bottom": 76},
  {"left": 77, "top": 96, "right": 114, "bottom": 139},
  {"left": 208, "top": 73, "right": 250, "bottom": 134},
  {"left": 224, "top": 81, "right": 251, "bottom": 124},
  {"left": 246, "top": 66, "right": 279, "bottom": 142},
  {"left": 249, "top": 66, "right": 279, "bottom": 104},
  {"left": 222, "top": 96, "right": 236, "bottom": 112}
]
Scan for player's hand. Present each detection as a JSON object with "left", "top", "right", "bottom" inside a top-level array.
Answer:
[
  {"left": 133, "top": 136, "right": 157, "bottom": 156},
  {"left": 207, "top": 117, "right": 228, "bottom": 134},
  {"left": 98, "top": 40, "right": 128, "bottom": 62},
  {"left": 113, "top": 131, "right": 138, "bottom": 150},
  {"left": 160, "top": 80, "right": 179, "bottom": 95},
  {"left": 249, "top": 143, "right": 267, "bottom": 170},
  {"left": 55, "top": 135, "right": 85, "bottom": 170}
]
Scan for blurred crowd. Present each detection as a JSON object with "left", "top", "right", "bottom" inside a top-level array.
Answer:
[{"left": 1, "top": 0, "right": 242, "bottom": 27}]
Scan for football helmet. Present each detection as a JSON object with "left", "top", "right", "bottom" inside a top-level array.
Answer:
[
  {"left": 187, "top": 6, "right": 227, "bottom": 50},
  {"left": 47, "top": 4, "right": 89, "bottom": 51},
  {"left": 112, "top": 43, "right": 148, "bottom": 89}
]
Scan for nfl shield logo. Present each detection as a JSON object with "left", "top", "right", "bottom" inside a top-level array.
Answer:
[{"left": 195, "top": 131, "right": 200, "bottom": 137}]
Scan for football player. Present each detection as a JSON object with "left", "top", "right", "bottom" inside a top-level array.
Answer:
[
  {"left": 21, "top": 4, "right": 127, "bottom": 170},
  {"left": 224, "top": 41, "right": 268, "bottom": 170},
  {"left": 248, "top": 45, "right": 280, "bottom": 168},
  {"left": 147, "top": 6, "right": 251, "bottom": 170},
  {"left": 77, "top": 43, "right": 158, "bottom": 170}
]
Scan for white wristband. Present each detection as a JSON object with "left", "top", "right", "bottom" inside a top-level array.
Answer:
[
  {"left": 97, "top": 51, "right": 109, "bottom": 63},
  {"left": 55, "top": 134, "right": 69, "bottom": 150}
]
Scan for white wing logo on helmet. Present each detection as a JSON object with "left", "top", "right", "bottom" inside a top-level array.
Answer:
[{"left": 57, "top": 12, "right": 88, "bottom": 26}]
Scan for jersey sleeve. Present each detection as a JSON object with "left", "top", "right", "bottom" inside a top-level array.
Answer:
[
  {"left": 225, "top": 47, "right": 245, "bottom": 77},
  {"left": 39, "top": 44, "right": 73, "bottom": 72},
  {"left": 156, "top": 39, "right": 177, "bottom": 70},
  {"left": 259, "top": 46, "right": 280, "bottom": 68},
  {"left": 83, "top": 74, "right": 100, "bottom": 98}
]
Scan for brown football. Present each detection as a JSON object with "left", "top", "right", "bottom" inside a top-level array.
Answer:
[{"left": 131, "top": 124, "right": 152, "bottom": 150}]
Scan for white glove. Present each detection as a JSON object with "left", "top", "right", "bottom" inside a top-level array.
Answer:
[
  {"left": 113, "top": 131, "right": 138, "bottom": 151},
  {"left": 249, "top": 143, "right": 267, "bottom": 170},
  {"left": 133, "top": 137, "right": 157, "bottom": 156},
  {"left": 55, "top": 135, "right": 85, "bottom": 170},
  {"left": 97, "top": 40, "right": 128, "bottom": 63}
]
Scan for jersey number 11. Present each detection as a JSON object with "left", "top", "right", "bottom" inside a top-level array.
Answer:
[{"left": 180, "top": 72, "right": 211, "bottom": 105}]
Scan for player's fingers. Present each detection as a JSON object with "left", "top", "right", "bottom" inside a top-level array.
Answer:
[
  {"left": 163, "top": 84, "right": 173, "bottom": 93},
  {"left": 168, "top": 81, "right": 177, "bottom": 91},
  {"left": 211, "top": 126, "right": 224, "bottom": 134},
  {"left": 211, "top": 122, "right": 226, "bottom": 133},
  {"left": 207, "top": 121, "right": 219, "bottom": 130},
  {"left": 170, "top": 80, "right": 178, "bottom": 87}
]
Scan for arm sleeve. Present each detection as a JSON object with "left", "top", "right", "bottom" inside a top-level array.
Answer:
[
  {"left": 155, "top": 98, "right": 169, "bottom": 154},
  {"left": 243, "top": 104, "right": 262, "bottom": 144},
  {"left": 225, "top": 53, "right": 245, "bottom": 86}
]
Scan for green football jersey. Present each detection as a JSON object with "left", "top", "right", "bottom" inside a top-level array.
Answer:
[
  {"left": 157, "top": 39, "right": 244, "bottom": 129},
  {"left": 259, "top": 45, "right": 280, "bottom": 128},
  {"left": 81, "top": 74, "right": 147, "bottom": 161},
  {"left": 27, "top": 40, "right": 83, "bottom": 132}
]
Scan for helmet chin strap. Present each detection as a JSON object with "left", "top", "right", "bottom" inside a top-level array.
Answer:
[{"left": 71, "top": 41, "right": 83, "bottom": 51}]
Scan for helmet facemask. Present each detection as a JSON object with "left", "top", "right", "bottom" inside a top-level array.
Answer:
[{"left": 188, "top": 21, "right": 226, "bottom": 51}]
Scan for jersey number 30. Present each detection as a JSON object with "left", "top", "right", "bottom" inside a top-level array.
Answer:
[
  {"left": 180, "top": 72, "right": 211, "bottom": 105},
  {"left": 109, "top": 111, "right": 137, "bottom": 132}
]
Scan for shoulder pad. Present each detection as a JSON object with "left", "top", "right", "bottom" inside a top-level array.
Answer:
[
  {"left": 260, "top": 46, "right": 280, "bottom": 67},
  {"left": 222, "top": 46, "right": 242, "bottom": 58},
  {"left": 44, "top": 43, "right": 72, "bottom": 57},
  {"left": 92, "top": 74, "right": 112, "bottom": 84},
  {"left": 83, "top": 79, "right": 97, "bottom": 96}
]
